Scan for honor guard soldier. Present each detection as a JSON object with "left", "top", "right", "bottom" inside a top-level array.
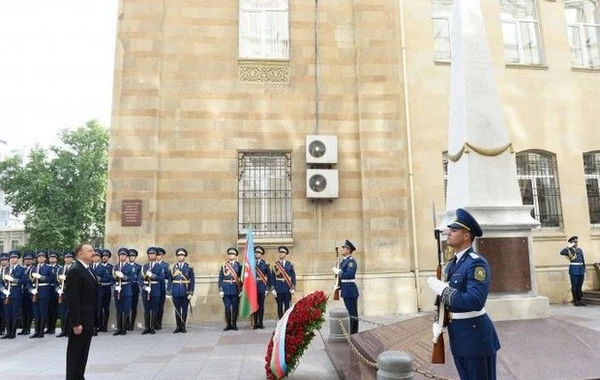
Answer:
[
  {"left": 0, "top": 253, "right": 7, "bottom": 334},
  {"left": 252, "top": 245, "right": 270, "bottom": 329},
  {"left": 127, "top": 248, "right": 142, "bottom": 330},
  {"left": 29, "top": 249, "right": 55, "bottom": 338},
  {"left": 56, "top": 250, "right": 74, "bottom": 337},
  {"left": 112, "top": 247, "right": 134, "bottom": 335},
  {"left": 91, "top": 249, "right": 103, "bottom": 335},
  {"left": 271, "top": 246, "right": 296, "bottom": 319},
  {"left": 45, "top": 251, "right": 62, "bottom": 334},
  {"left": 218, "top": 247, "right": 242, "bottom": 331},
  {"left": 97, "top": 249, "right": 114, "bottom": 332},
  {"left": 139, "top": 246, "right": 165, "bottom": 334},
  {"left": 427, "top": 208, "right": 500, "bottom": 380},
  {"left": 18, "top": 251, "right": 35, "bottom": 335},
  {"left": 168, "top": 248, "right": 195, "bottom": 333},
  {"left": 333, "top": 240, "right": 360, "bottom": 334},
  {"left": 560, "top": 236, "right": 587, "bottom": 306},
  {"left": 155, "top": 246, "right": 170, "bottom": 330},
  {"left": 1, "top": 250, "right": 26, "bottom": 339}
]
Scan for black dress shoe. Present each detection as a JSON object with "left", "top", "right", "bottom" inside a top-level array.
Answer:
[{"left": 56, "top": 332, "right": 66, "bottom": 338}]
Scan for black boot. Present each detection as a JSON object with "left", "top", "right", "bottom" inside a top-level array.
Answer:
[
  {"left": 578, "top": 289, "right": 587, "bottom": 306},
  {"left": 113, "top": 314, "right": 123, "bottom": 336},
  {"left": 129, "top": 309, "right": 137, "bottom": 331},
  {"left": 9, "top": 319, "right": 17, "bottom": 339},
  {"left": 18, "top": 316, "right": 30, "bottom": 335},
  {"left": 572, "top": 290, "right": 581, "bottom": 306},
  {"left": 30, "top": 320, "right": 40, "bottom": 338},
  {"left": 173, "top": 316, "right": 181, "bottom": 334},
  {"left": 149, "top": 311, "right": 156, "bottom": 334},
  {"left": 232, "top": 310, "right": 238, "bottom": 331},
  {"left": 37, "top": 318, "right": 45, "bottom": 338},
  {"left": 1, "top": 320, "right": 10, "bottom": 339},
  {"left": 142, "top": 312, "right": 151, "bottom": 334},
  {"left": 180, "top": 315, "right": 187, "bottom": 333},
  {"left": 257, "top": 308, "right": 265, "bottom": 329},
  {"left": 155, "top": 310, "right": 162, "bottom": 331},
  {"left": 101, "top": 310, "right": 109, "bottom": 332},
  {"left": 223, "top": 310, "right": 232, "bottom": 331},
  {"left": 121, "top": 316, "right": 129, "bottom": 335}
]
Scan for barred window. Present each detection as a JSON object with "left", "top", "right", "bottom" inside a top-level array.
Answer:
[
  {"left": 500, "top": 0, "right": 543, "bottom": 65},
  {"left": 239, "top": 0, "right": 289, "bottom": 60},
  {"left": 565, "top": 0, "right": 600, "bottom": 68},
  {"left": 583, "top": 151, "right": 600, "bottom": 224},
  {"left": 432, "top": 0, "right": 453, "bottom": 62},
  {"left": 516, "top": 151, "right": 563, "bottom": 228},
  {"left": 238, "top": 152, "right": 292, "bottom": 238}
]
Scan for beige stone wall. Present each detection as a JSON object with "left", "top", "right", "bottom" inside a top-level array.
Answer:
[{"left": 107, "top": 0, "right": 600, "bottom": 322}]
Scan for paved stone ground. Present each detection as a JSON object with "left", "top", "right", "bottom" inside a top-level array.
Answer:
[{"left": 1, "top": 304, "right": 599, "bottom": 380}]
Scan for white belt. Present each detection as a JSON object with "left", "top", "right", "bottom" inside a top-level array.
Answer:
[
  {"left": 341, "top": 279, "right": 355, "bottom": 283},
  {"left": 569, "top": 262, "right": 584, "bottom": 265},
  {"left": 451, "top": 308, "right": 486, "bottom": 320}
]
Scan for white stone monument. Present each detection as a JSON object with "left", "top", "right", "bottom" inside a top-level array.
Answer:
[{"left": 439, "top": 0, "right": 549, "bottom": 320}]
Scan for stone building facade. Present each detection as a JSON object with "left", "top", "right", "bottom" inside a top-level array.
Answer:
[{"left": 106, "top": 0, "right": 600, "bottom": 322}]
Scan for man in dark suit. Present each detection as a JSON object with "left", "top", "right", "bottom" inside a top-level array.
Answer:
[{"left": 65, "top": 243, "right": 99, "bottom": 380}]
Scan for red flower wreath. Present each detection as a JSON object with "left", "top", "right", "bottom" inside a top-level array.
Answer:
[{"left": 265, "top": 290, "right": 328, "bottom": 379}]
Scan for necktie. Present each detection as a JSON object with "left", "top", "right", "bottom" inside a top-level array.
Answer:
[{"left": 88, "top": 265, "right": 96, "bottom": 281}]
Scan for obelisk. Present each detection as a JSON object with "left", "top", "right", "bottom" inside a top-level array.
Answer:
[{"left": 440, "top": 0, "right": 549, "bottom": 320}]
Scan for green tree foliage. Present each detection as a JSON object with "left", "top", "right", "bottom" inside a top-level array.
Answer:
[{"left": 0, "top": 120, "right": 109, "bottom": 250}]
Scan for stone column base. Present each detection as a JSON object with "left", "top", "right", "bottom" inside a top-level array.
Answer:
[{"left": 486, "top": 296, "right": 550, "bottom": 321}]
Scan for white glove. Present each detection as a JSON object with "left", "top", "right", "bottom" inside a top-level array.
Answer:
[
  {"left": 3, "top": 274, "right": 14, "bottom": 282},
  {"left": 115, "top": 285, "right": 122, "bottom": 292},
  {"left": 144, "top": 286, "right": 151, "bottom": 292},
  {"left": 32, "top": 272, "right": 42, "bottom": 279},
  {"left": 31, "top": 288, "right": 38, "bottom": 295},
  {"left": 332, "top": 267, "right": 341, "bottom": 275},
  {"left": 219, "top": 291, "right": 224, "bottom": 298},
  {"left": 432, "top": 322, "right": 444, "bottom": 343},
  {"left": 427, "top": 277, "right": 449, "bottom": 296},
  {"left": 568, "top": 242, "right": 575, "bottom": 248},
  {"left": 290, "top": 289, "right": 295, "bottom": 294},
  {"left": 187, "top": 294, "right": 192, "bottom": 300},
  {"left": 145, "top": 270, "right": 153, "bottom": 278},
  {"left": 265, "top": 291, "right": 269, "bottom": 296},
  {"left": 238, "top": 293, "right": 242, "bottom": 298},
  {"left": 272, "top": 290, "right": 277, "bottom": 297},
  {"left": 57, "top": 289, "right": 63, "bottom": 296},
  {"left": 59, "top": 274, "right": 66, "bottom": 281},
  {"left": 115, "top": 271, "right": 124, "bottom": 278},
  {"left": 2, "top": 289, "right": 9, "bottom": 296}
]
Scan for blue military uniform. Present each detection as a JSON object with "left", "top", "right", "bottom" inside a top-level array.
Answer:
[
  {"left": 271, "top": 246, "right": 296, "bottom": 319},
  {"left": 337, "top": 239, "right": 360, "bottom": 334},
  {"left": 56, "top": 250, "right": 74, "bottom": 337},
  {"left": 18, "top": 251, "right": 35, "bottom": 335},
  {"left": 218, "top": 247, "right": 242, "bottom": 331},
  {"left": 1, "top": 251, "right": 27, "bottom": 339},
  {"left": 168, "top": 248, "right": 195, "bottom": 333},
  {"left": 112, "top": 247, "right": 135, "bottom": 335},
  {"left": 97, "top": 249, "right": 114, "bottom": 332},
  {"left": 155, "top": 247, "right": 170, "bottom": 330},
  {"left": 432, "top": 208, "right": 500, "bottom": 380},
  {"left": 91, "top": 249, "right": 104, "bottom": 334},
  {"left": 560, "top": 236, "right": 586, "bottom": 306},
  {"left": 28, "top": 249, "right": 56, "bottom": 338},
  {"left": 139, "top": 247, "right": 165, "bottom": 334},
  {"left": 45, "top": 251, "right": 62, "bottom": 334},
  {"left": 0, "top": 253, "right": 7, "bottom": 335},
  {"left": 252, "top": 245, "right": 270, "bottom": 329},
  {"left": 127, "top": 248, "right": 142, "bottom": 331}
]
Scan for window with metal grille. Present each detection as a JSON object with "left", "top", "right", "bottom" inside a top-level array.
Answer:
[
  {"left": 516, "top": 151, "right": 563, "bottom": 228},
  {"left": 238, "top": 152, "right": 292, "bottom": 238},
  {"left": 583, "top": 151, "right": 600, "bottom": 225},
  {"left": 500, "top": 0, "right": 544, "bottom": 65}
]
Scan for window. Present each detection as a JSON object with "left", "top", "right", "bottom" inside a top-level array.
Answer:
[
  {"left": 565, "top": 0, "right": 600, "bottom": 68},
  {"left": 238, "top": 152, "right": 292, "bottom": 238},
  {"left": 584, "top": 151, "right": 600, "bottom": 224},
  {"left": 239, "top": 0, "right": 289, "bottom": 60},
  {"left": 432, "top": 0, "right": 453, "bottom": 62},
  {"left": 11, "top": 240, "right": 18, "bottom": 249},
  {"left": 500, "top": 0, "right": 543, "bottom": 65},
  {"left": 516, "top": 151, "right": 563, "bottom": 228},
  {"left": 0, "top": 241, "right": 4, "bottom": 253}
]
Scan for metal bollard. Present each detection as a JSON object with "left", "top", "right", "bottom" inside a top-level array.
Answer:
[
  {"left": 328, "top": 308, "right": 350, "bottom": 342},
  {"left": 377, "top": 351, "right": 414, "bottom": 380}
]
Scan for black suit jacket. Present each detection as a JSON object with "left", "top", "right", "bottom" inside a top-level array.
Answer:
[{"left": 65, "top": 260, "right": 98, "bottom": 335}]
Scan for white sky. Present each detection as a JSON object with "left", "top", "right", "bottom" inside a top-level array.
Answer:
[{"left": 0, "top": 0, "right": 118, "bottom": 150}]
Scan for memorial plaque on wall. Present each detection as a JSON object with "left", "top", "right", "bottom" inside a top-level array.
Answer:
[
  {"left": 121, "top": 199, "right": 142, "bottom": 226},
  {"left": 477, "top": 237, "right": 531, "bottom": 293}
]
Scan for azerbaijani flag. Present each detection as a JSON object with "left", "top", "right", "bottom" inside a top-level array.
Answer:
[
  {"left": 239, "top": 228, "right": 258, "bottom": 318},
  {"left": 270, "top": 304, "right": 295, "bottom": 377}
]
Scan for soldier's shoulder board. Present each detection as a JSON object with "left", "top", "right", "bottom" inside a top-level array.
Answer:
[{"left": 468, "top": 252, "right": 480, "bottom": 260}]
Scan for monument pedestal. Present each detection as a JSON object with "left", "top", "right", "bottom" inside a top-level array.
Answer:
[{"left": 486, "top": 295, "right": 550, "bottom": 321}]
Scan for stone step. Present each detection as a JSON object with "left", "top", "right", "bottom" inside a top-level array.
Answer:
[{"left": 581, "top": 290, "right": 600, "bottom": 305}]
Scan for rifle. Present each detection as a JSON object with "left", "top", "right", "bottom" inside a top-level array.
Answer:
[
  {"left": 57, "top": 268, "right": 65, "bottom": 304},
  {"left": 32, "top": 265, "right": 39, "bottom": 303},
  {"left": 3, "top": 266, "right": 10, "bottom": 305},
  {"left": 431, "top": 203, "right": 448, "bottom": 364},
  {"left": 333, "top": 245, "right": 340, "bottom": 300}
]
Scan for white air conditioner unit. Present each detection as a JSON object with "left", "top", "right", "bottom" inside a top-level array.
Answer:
[
  {"left": 305, "top": 135, "right": 338, "bottom": 164},
  {"left": 306, "top": 169, "right": 339, "bottom": 199}
]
